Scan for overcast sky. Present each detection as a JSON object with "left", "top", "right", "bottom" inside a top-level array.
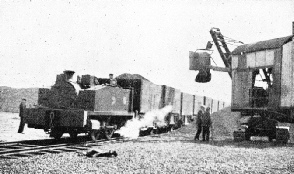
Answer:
[{"left": 0, "top": 0, "right": 293, "bottom": 102}]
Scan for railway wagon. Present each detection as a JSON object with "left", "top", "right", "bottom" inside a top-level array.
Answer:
[
  {"left": 218, "top": 101, "right": 225, "bottom": 111},
  {"left": 115, "top": 77, "right": 186, "bottom": 132},
  {"left": 204, "top": 96, "right": 213, "bottom": 113},
  {"left": 223, "top": 102, "right": 230, "bottom": 108},
  {"left": 193, "top": 95, "right": 204, "bottom": 117},
  {"left": 181, "top": 92, "right": 194, "bottom": 124},
  {"left": 160, "top": 85, "right": 182, "bottom": 129},
  {"left": 25, "top": 71, "right": 134, "bottom": 140},
  {"left": 115, "top": 76, "right": 165, "bottom": 134},
  {"left": 211, "top": 99, "right": 219, "bottom": 113},
  {"left": 100, "top": 76, "right": 162, "bottom": 114}
]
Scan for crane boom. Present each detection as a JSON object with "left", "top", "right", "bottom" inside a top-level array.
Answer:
[{"left": 209, "top": 28, "right": 232, "bottom": 78}]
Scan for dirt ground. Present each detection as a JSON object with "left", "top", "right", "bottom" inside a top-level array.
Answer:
[{"left": 1, "top": 112, "right": 294, "bottom": 173}]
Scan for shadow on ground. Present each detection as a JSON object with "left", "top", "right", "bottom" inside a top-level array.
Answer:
[
  {"left": 133, "top": 133, "right": 294, "bottom": 149},
  {"left": 162, "top": 138, "right": 294, "bottom": 149},
  {"left": 0, "top": 135, "right": 100, "bottom": 146}
]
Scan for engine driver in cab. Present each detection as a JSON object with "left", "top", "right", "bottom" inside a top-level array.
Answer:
[{"left": 109, "top": 73, "right": 117, "bottom": 87}]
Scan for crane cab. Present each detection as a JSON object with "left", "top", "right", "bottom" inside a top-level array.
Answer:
[{"left": 231, "top": 35, "right": 294, "bottom": 122}]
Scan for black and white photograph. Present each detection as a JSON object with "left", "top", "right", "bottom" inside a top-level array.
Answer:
[{"left": 0, "top": 0, "right": 293, "bottom": 173}]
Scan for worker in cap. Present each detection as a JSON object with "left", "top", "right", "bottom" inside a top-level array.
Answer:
[
  {"left": 194, "top": 105, "right": 205, "bottom": 140},
  {"left": 109, "top": 73, "right": 117, "bottom": 87},
  {"left": 18, "top": 98, "right": 27, "bottom": 133},
  {"left": 202, "top": 107, "right": 212, "bottom": 141}
]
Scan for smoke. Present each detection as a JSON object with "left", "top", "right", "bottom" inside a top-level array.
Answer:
[{"left": 116, "top": 105, "right": 173, "bottom": 139}]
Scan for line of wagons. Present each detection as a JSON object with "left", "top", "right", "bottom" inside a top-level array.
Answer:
[{"left": 24, "top": 71, "right": 229, "bottom": 140}]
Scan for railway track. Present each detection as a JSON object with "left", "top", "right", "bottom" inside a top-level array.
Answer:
[{"left": 0, "top": 137, "right": 126, "bottom": 159}]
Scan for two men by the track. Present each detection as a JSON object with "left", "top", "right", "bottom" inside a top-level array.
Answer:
[{"left": 194, "top": 105, "right": 212, "bottom": 142}]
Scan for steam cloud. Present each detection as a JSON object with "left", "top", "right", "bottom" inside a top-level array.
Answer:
[{"left": 116, "top": 105, "right": 173, "bottom": 139}]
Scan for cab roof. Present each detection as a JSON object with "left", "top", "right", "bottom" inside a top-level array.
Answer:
[{"left": 232, "top": 35, "right": 293, "bottom": 55}]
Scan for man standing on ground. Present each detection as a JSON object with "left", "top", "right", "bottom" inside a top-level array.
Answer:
[
  {"left": 18, "top": 98, "right": 27, "bottom": 133},
  {"left": 202, "top": 107, "right": 212, "bottom": 141},
  {"left": 194, "top": 105, "right": 205, "bottom": 140}
]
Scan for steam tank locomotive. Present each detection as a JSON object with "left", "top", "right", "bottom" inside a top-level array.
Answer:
[{"left": 25, "top": 70, "right": 134, "bottom": 140}]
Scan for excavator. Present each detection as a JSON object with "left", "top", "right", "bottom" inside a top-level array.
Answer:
[{"left": 190, "top": 26, "right": 294, "bottom": 143}]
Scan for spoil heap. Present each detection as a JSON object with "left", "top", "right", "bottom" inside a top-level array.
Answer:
[
  {"left": 210, "top": 107, "right": 240, "bottom": 137},
  {"left": 116, "top": 73, "right": 150, "bottom": 81},
  {"left": 162, "top": 107, "right": 240, "bottom": 139}
]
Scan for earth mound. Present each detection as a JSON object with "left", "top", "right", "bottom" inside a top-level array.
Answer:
[
  {"left": 116, "top": 73, "right": 150, "bottom": 81},
  {"left": 163, "top": 107, "right": 240, "bottom": 139}
]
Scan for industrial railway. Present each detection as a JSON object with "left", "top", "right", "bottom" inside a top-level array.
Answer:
[
  {"left": 5, "top": 24, "right": 293, "bottom": 147},
  {"left": 0, "top": 136, "right": 127, "bottom": 159},
  {"left": 22, "top": 69, "right": 228, "bottom": 142}
]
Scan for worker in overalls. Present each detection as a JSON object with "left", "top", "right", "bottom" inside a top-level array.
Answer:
[
  {"left": 18, "top": 98, "right": 27, "bottom": 133},
  {"left": 194, "top": 105, "right": 205, "bottom": 140},
  {"left": 202, "top": 107, "right": 212, "bottom": 141}
]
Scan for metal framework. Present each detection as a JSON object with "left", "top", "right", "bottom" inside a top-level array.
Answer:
[{"left": 209, "top": 27, "right": 232, "bottom": 78}]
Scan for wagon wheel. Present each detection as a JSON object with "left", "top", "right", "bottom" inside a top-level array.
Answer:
[
  {"left": 104, "top": 128, "right": 114, "bottom": 140},
  {"left": 69, "top": 131, "right": 78, "bottom": 139},
  {"left": 245, "top": 128, "right": 251, "bottom": 141},
  {"left": 90, "top": 130, "right": 102, "bottom": 141},
  {"left": 170, "top": 125, "right": 175, "bottom": 132},
  {"left": 276, "top": 129, "right": 290, "bottom": 144},
  {"left": 103, "top": 117, "right": 115, "bottom": 140},
  {"left": 50, "top": 128, "right": 63, "bottom": 140}
]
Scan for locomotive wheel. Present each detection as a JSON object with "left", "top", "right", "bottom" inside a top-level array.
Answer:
[
  {"left": 245, "top": 128, "right": 251, "bottom": 141},
  {"left": 50, "top": 129, "right": 63, "bottom": 140},
  {"left": 104, "top": 128, "right": 114, "bottom": 140},
  {"left": 90, "top": 130, "right": 102, "bottom": 141},
  {"left": 69, "top": 131, "right": 78, "bottom": 139}
]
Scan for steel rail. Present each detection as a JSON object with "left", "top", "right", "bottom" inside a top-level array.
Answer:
[{"left": 0, "top": 137, "right": 125, "bottom": 158}]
